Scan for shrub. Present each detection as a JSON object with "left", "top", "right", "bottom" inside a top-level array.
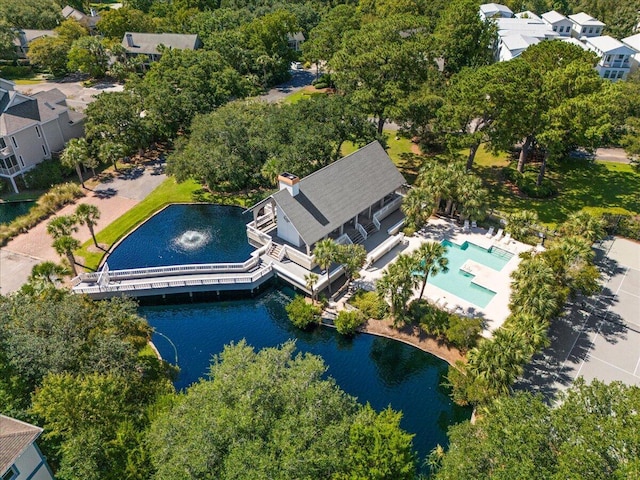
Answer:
[
  {"left": 0, "top": 183, "right": 83, "bottom": 246},
  {"left": 445, "top": 316, "right": 483, "bottom": 352},
  {"left": 286, "top": 295, "right": 321, "bottom": 330},
  {"left": 23, "top": 159, "right": 66, "bottom": 189},
  {"left": 409, "top": 299, "right": 449, "bottom": 338},
  {"left": 334, "top": 310, "right": 365, "bottom": 336},
  {"left": 349, "top": 290, "right": 388, "bottom": 320},
  {"left": 502, "top": 167, "right": 557, "bottom": 198},
  {"left": 604, "top": 213, "right": 640, "bottom": 241}
]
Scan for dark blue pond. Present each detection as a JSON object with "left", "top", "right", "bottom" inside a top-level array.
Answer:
[
  {"left": 0, "top": 200, "right": 35, "bottom": 224},
  {"left": 106, "top": 204, "right": 254, "bottom": 269},
  {"left": 141, "top": 288, "right": 470, "bottom": 464}
]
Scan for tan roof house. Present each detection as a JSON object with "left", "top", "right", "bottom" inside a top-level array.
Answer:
[{"left": 0, "top": 415, "right": 54, "bottom": 480}]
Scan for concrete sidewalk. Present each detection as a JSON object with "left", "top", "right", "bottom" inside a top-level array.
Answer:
[{"left": 0, "top": 165, "right": 166, "bottom": 295}]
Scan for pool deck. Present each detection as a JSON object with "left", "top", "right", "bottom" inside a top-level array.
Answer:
[{"left": 355, "top": 218, "right": 533, "bottom": 335}]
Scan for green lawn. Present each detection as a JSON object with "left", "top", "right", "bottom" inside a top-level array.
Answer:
[
  {"left": 473, "top": 147, "right": 640, "bottom": 228},
  {"left": 282, "top": 88, "right": 329, "bottom": 104},
  {"left": 77, "top": 178, "right": 267, "bottom": 270}
]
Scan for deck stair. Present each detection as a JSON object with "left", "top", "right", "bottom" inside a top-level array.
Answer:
[
  {"left": 268, "top": 243, "right": 284, "bottom": 259},
  {"left": 350, "top": 231, "right": 365, "bottom": 244},
  {"left": 364, "top": 222, "right": 377, "bottom": 235},
  {"left": 257, "top": 217, "right": 276, "bottom": 232}
]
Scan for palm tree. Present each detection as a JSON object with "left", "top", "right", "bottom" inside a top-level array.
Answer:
[
  {"left": 75, "top": 204, "right": 101, "bottom": 247},
  {"left": 28, "top": 261, "right": 70, "bottom": 289},
  {"left": 412, "top": 241, "right": 449, "bottom": 300},
  {"left": 53, "top": 236, "right": 80, "bottom": 277},
  {"left": 558, "top": 211, "right": 606, "bottom": 243},
  {"left": 401, "top": 187, "right": 433, "bottom": 230},
  {"left": 304, "top": 272, "right": 319, "bottom": 304},
  {"left": 60, "top": 138, "right": 90, "bottom": 188},
  {"left": 97, "top": 140, "right": 127, "bottom": 172},
  {"left": 313, "top": 239, "right": 337, "bottom": 294},
  {"left": 337, "top": 243, "right": 367, "bottom": 284},
  {"left": 47, "top": 215, "right": 79, "bottom": 240},
  {"left": 376, "top": 253, "right": 419, "bottom": 326}
]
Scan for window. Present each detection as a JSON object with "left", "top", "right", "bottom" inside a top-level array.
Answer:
[
  {"left": 0, "top": 137, "right": 5, "bottom": 149},
  {"left": 11, "top": 136, "right": 17, "bottom": 148},
  {"left": 617, "top": 71, "right": 624, "bottom": 79},
  {"left": 618, "top": 54, "right": 624, "bottom": 59},
  {"left": 35, "top": 126, "right": 41, "bottom": 138},
  {"left": 19, "top": 155, "right": 25, "bottom": 167},
  {"left": 606, "top": 55, "right": 612, "bottom": 63},
  {"left": 2, "top": 466, "right": 18, "bottom": 480},
  {"left": 603, "top": 70, "right": 610, "bottom": 78},
  {"left": 553, "top": 26, "right": 557, "bottom": 31},
  {"left": 588, "top": 27, "right": 593, "bottom": 34},
  {"left": 41, "top": 145, "right": 47, "bottom": 155},
  {"left": 1, "top": 155, "right": 18, "bottom": 170}
]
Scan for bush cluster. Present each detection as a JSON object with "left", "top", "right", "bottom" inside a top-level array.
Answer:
[
  {"left": 22, "top": 159, "right": 68, "bottom": 190},
  {"left": 285, "top": 295, "right": 322, "bottom": 330},
  {"left": 334, "top": 310, "right": 365, "bottom": 336},
  {"left": 603, "top": 213, "right": 640, "bottom": 241},
  {"left": 503, "top": 167, "right": 557, "bottom": 198},
  {"left": 348, "top": 290, "right": 388, "bottom": 320},
  {"left": 0, "top": 183, "right": 83, "bottom": 246},
  {"left": 312, "top": 73, "right": 334, "bottom": 90},
  {"left": 409, "top": 299, "right": 482, "bottom": 352}
]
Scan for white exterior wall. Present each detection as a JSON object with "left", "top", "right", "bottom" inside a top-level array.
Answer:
[
  {"left": 11, "top": 443, "right": 54, "bottom": 480},
  {"left": 571, "top": 24, "right": 603, "bottom": 38},
  {"left": 276, "top": 206, "right": 302, "bottom": 247},
  {"left": 57, "top": 111, "right": 85, "bottom": 141},
  {"left": 547, "top": 20, "right": 572, "bottom": 36}
]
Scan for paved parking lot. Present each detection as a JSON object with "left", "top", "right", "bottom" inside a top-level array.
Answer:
[{"left": 517, "top": 237, "right": 640, "bottom": 400}]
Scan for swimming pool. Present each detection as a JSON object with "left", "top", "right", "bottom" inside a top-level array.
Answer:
[{"left": 427, "top": 239, "right": 513, "bottom": 308}]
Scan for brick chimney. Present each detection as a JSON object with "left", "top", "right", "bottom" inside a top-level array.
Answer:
[{"left": 278, "top": 172, "right": 299, "bottom": 196}]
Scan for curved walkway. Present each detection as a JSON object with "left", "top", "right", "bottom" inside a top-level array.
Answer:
[{"left": 0, "top": 165, "right": 166, "bottom": 295}]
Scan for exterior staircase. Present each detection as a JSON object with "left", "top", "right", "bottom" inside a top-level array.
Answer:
[
  {"left": 364, "top": 222, "right": 377, "bottom": 235},
  {"left": 350, "top": 231, "right": 365, "bottom": 244},
  {"left": 268, "top": 243, "right": 283, "bottom": 259}
]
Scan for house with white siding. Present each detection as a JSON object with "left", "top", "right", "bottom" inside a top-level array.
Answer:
[
  {"left": 568, "top": 12, "right": 605, "bottom": 38},
  {"left": 0, "top": 79, "right": 84, "bottom": 193},
  {"left": 541, "top": 10, "right": 573, "bottom": 37},
  {"left": 479, "top": 3, "right": 513, "bottom": 21},
  {"left": 584, "top": 35, "right": 636, "bottom": 80},
  {"left": 0, "top": 415, "right": 54, "bottom": 480},
  {"left": 622, "top": 33, "right": 640, "bottom": 72}
]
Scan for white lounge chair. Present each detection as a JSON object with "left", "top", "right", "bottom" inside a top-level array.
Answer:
[
  {"left": 485, "top": 226, "right": 494, "bottom": 238},
  {"left": 500, "top": 232, "right": 512, "bottom": 245},
  {"left": 471, "top": 220, "right": 477, "bottom": 228},
  {"left": 494, "top": 228, "right": 503, "bottom": 241},
  {"left": 462, "top": 220, "right": 470, "bottom": 232}
]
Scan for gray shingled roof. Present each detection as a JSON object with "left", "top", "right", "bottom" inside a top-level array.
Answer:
[
  {"left": 270, "top": 141, "right": 405, "bottom": 247},
  {"left": 0, "top": 415, "right": 42, "bottom": 476},
  {"left": 122, "top": 32, "right": 201, "bottom": 55},
  {"left": 0, "top": 89, "right": 72, "bottom": 136}
]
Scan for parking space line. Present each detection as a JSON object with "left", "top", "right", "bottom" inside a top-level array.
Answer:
[
  {"left": 634, "top": 354, "right": 640, "bottom": 377},
  {"left": 586, "top": 353, "right": 640, "bottom": 379}
]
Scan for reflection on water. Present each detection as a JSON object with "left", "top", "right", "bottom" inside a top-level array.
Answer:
[{"left": 140, "top": 290, "right": 471, "bottom": 464}]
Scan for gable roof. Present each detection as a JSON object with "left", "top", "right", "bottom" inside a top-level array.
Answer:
[
  {"left": 267, "top": 141, "right": 406, "bottom": 247},
  {"left": 622, "top": 33, "right": 640, "bottom": 52},
  {"left": 568, "top": 12, "right": 605, "bottom": 27},
  {"left": 0, "top": 415, "right": 42, "bottom": 476},
  {"left": 541, "top": 10, "right": 569, "bottom": 24},
  {"left": 122, "top": 32, "right": 201, "bottom": 55},
  {"left": 62, "top": 5, "right": 100, "bottom": 28},
  {"left": 480, "top": 3, "right": 513, "bottom": 18},
  {"left": 585, "top": 35, "right": 636, "bottom": 55}
]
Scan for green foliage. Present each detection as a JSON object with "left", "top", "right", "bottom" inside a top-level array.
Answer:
[
  {"left": 285, "top": 295, "right": 321, "bottom": 329},
  {"left": 410, "top": 299, "right": 449, "bottom": 339},
  {"left": 437, "top": 380, "right": 640, "bottom": 479},
  {"left": 376, "top": 253, "right": 420, "bottom": 325},
  {"left": 349, "top": 289, "right": 388, "bottom": 320},
  {"left": 96, "top": 7, "right": 153, "bottom": 39},
  {"left": 23, "top": 159, "right": 66, "bottom": 189},
  {"left": 0, "top": 183, "right": 83, "bottom": 247},
  {"left": 505, "top": 209, "right": 539, "bottom": 243},
  {"left": 67, "top": 36, "right": 110, "bottom": 78},
  {"left": 148, "top": 341, "right": 416, "bottom": 479},
  {"left": 0, "top": 0, "right": 61, "bottom": 29},
  {"left": 335, "top": 243, "right": 367, "bottom": 282},
  {"left": 334, "top": 309, "right": 365, "bottom": 336},
  {"left": 503, "top": 166, "right": 558, "bottom": 198},
  {"left": 28, "top": 36, "right": 71, "bottom": 77},
  {"left": 302, "top": 4, "right": 361, "bottom": 64},
  {"left": 445, "top": 315, "right": 482, "bottom": 352}
]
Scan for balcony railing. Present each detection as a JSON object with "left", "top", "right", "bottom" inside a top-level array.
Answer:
[{"left": 0, "top": 164, "right": 21, "bottom": 176}]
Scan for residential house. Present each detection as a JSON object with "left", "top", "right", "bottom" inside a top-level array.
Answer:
[
  {"left": 622, "top": 33, "right": 640, "bottom": 72},
  {"left": 246, "top": 141, "right": 406, "bottom": 269},
  {"left": 12, "top": 30, "right": 56, "bottom": 58},
  {"left": 121, "top": 32, "right": 202, "bottom": 64},
  {"left": 568, "top": 12, "right": 605, "bottom": 38},
  {"left": 515, "top": 11, "right": 541, "bottom": 21},
  {"left": 494, "top": 17, "right": 559, "bottom": 61},
  {"left": 541, "top": 10, "right": 573, "bottom": 37},
  {"left": 584, "top": 35, "right": 636, "bottom": 80},
  {"left": 61, "top": 5, "right": 100, "bottom": 32},
  {"left": 479, "top": 3, "right": 513, "bottom": 21},
  {"left": 0, "top": 415, "right": 54, "bottom": 480},
  {"left": 0, "top": 79, "right": 84, "bottom": 193},
  {"left": 287, "top": 32, "right": 305, "bottom": 52}
]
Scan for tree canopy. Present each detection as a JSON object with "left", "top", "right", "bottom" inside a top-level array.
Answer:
[{"left": 148, "top": 341, "right": 416, "bottom": 479}]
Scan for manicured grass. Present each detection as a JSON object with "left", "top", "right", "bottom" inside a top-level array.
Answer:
[
  {"left": 77, "top": 177, "right": 269, "bottom": 270},
  {"left": 13, "top": 78, "right": 45, "bottom": 85},
  {"left": 473, "top": 148, "right": 640, "bottom": 228},
  {"left": 282, "top": 87, "right": 329, "bottom": 104}
]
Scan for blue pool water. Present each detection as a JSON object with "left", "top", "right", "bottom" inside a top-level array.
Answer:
[
  {"left": 107, "top": 204, "right": 254, "bottom": 269},
  {"left": 140, "top": 289, "right": 470, "bottom": 464},
  {"left": 428, "top": 239, "right": 513, "bottom": 308}
]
